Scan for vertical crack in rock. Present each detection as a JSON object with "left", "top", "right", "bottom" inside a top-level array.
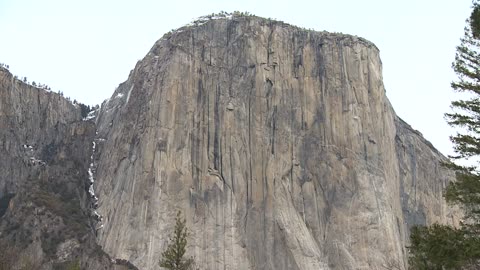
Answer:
[{"left": 88, "top": 15, "right": 460, "bottom": 270}]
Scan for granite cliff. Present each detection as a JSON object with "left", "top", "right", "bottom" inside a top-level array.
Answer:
[
  {"left": 0, "top": 14, "right": 457, "bottom": 270},
  {"left": 93, "top": 14, "right": 457, "bottom": 270},
  {"left": 0, "top": 67, "right": 137, "bottom": 269}
]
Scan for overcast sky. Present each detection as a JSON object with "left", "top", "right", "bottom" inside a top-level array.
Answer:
[{"left": 0, "top": 0, "right": 472, "bottom": 156}]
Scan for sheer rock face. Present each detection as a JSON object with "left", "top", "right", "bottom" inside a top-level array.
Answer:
[
  {"left": 0, "top": 68, "right": 81, "bottom": 197},
  {"left": 94, "top": 16, "right": 457, "bottom": 270},
  {"left": 0, "top": 68, "right": 136, "bottom": 270},
  {"left": 0, "top": 16, "right": 457, "bottom": 270}
]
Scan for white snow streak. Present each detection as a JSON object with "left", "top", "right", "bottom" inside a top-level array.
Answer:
[
  {"left": 87, "top": 139, "right": 103, "bottom": 229},
  {"left": 83, "top": 110, "right": 96, "bottom": 121},
  {"left": 125, "top": 85, "right": 134, "bottom": 104}
]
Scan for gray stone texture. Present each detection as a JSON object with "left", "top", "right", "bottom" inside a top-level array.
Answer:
[
  {"left": 0, "top": 67, "right": 136, "bottom": 270},
  {"left": 92, "top": 16, "right": 458, "bottom": 270}
]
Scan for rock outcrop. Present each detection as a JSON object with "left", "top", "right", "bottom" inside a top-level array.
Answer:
[
  {"left": 91, "top": 14, "right": 458, "bottom": 270},
  {"left": 0, "top": 67, "right": 137, "bottom": 270}
]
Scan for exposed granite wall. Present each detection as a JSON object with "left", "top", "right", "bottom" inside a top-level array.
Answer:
[
  {"left": 92, "top": 16, "right": 458, "bottom": 270},
  {"left": 0, "top": 67, "right": 136, "bottom": 270}
]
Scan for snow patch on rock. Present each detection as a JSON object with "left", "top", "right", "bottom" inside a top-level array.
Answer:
[
  {"left": 83, "top": 110, "right": 96, "bottom": 121},
  {"left": 87, "top": 140, "right": 103, "bottom": 229}
]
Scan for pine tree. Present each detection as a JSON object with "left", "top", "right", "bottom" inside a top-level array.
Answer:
[
  {"left": 445, "top": 0, "right": 480, "bottom": 221},
  {"left": 408, "top": 1, "right": 480, "bottom": 269},
  {"left": 159, "top": 211, "right": 195, "bottom": 270}
]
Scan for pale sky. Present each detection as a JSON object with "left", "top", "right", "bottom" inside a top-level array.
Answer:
[{"left": 0, "top": 0, "right": 472, "bottom": 156}]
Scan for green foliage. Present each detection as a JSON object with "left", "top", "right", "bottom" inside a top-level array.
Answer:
[
  {"left": 409, "top": 224, "right": 480, "bottom": 269},
  {"left": 32, "top": 190, "right": 86, "bottom": 231},
  {"left": 159, "top": 211, "right": 195, "bottom": 270},
  {"left": 79, "top": 103, "right": 92, "bottom": 118},
  {"left": 471, "top": 5, "right": 480, "bottom": 39},
  {"left": 31, "top": 190, "right": 88, "bottom": 256},
  {"left": 51, "top": 260, "right": 81, "bottom": 270},
  {"left": 409, "top": 1, "right": 480, "bottom": 269},
  {"left": 444, "top": 0, "right": 480, "bottom": 221},
  {"left": 66, "top": 260, "right": 81, "bottom": 270},
  {"left": 446, "top": 169, "right": 480, "bottom": 220}
]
